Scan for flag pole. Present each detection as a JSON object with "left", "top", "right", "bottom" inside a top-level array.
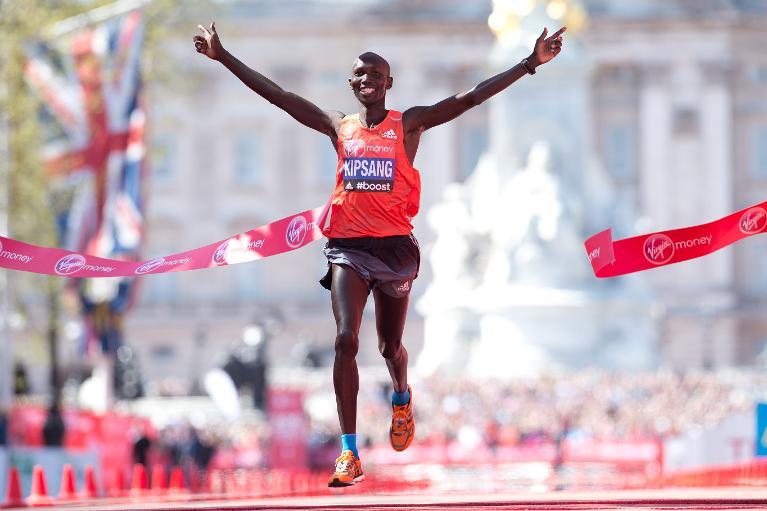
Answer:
[
  {"left": 0, "top": 59, "right": 12, "bottom": 412},
  {"left": 45, "top": 0, "right": 152, "bottom": 39}
]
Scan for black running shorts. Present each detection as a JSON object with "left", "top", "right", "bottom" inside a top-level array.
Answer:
[{"left": 319, "top": 234, "right": 420, "bottom": 298}]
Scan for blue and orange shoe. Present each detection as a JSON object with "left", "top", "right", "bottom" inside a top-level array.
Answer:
[
  {"left": 389, "top": 385, "right": 415, "bottom": 452},
  {"left": 328, "top": 450, "right": 365, "bottom": 487}
]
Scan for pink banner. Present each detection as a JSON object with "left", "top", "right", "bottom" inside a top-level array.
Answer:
[
  {"left": 0, "top": 204, "right": 328, "bottom": 278},
  {"left": 585, "top": 201, "right": 767, "bottom": 278},
  {"left": 563, "top": 438, "right": 662, "bottom": 463},
  {"left": 268, "top": 389, "right": 308, "bottom": 470}
]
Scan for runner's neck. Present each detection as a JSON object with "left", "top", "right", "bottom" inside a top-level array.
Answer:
[{"left": 357, "top": 108, "right": 389, "bottom": 129}]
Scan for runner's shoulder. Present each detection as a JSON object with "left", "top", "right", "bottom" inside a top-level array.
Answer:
[
  {"left": 402, "top": 107, "right": 428, "bottom": 133},
  {"left": 325, "top": 110, "right": 347, "bottom": 136}
]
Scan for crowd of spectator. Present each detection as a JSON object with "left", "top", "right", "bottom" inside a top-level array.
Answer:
[
  {"left": 304, "top": 368, "right": 765, "bottom": 453},
  {"left": 131, "top": 420, "right": 227, "bottom": 474},
  {"left": 135, "top": 368, "right": 766, "bottom": 470},
  {"left": 8, "top": 368, "right": 762, "bottom": 472}
]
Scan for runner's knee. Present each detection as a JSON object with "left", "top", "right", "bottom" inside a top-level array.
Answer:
[
  {"left": 335, "top": 330, "right": 359, "bottom": 357},
  {"left": 378, "top": 338, "right": 403, "bottom": 360}
]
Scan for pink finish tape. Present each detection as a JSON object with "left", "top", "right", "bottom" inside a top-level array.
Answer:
[
  {"left": 585, "top": 201, "right": 767, "bottom": 278},
  {"left": 0, "top": 204, "right": 329, "bottom": 278}
]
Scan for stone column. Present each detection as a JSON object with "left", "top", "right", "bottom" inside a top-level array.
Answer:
[
  {"left": 699, "top": 60, "right": 734, "bottom": 287},
  {"left": 638, "top": 63, "right": 673, "bottom": 237}
]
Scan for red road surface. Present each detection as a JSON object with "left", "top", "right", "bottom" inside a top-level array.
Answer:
[{"left": 5, "top": 488, "right": 767, "bottom": 511}]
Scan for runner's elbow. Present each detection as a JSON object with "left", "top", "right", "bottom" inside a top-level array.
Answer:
[{"left": 467, "top": 93, "right": 483, "bottom": 107}]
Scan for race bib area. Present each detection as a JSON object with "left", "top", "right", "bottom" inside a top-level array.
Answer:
[{"left": 342, "top": 157, "right": 395, "bottom": 193}]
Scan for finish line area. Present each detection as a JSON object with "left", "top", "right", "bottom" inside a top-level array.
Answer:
[
  {"left": 4, "top": 460, "right": 767, "bottom": 511},
  {"left": 4, "top": 488, "right": 767, "bottom": 511}
]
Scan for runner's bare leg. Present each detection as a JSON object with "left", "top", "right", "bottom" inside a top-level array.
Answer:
[
  {"left": 373, "top": 288, "right": 409, "bottom": 393},
  {"left": 331, "top": 264, "right": 369, "bottom": 433}
]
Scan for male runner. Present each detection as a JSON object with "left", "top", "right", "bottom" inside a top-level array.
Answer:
[{"left": 193, "top": 21, "right": 565, "bottom": 487}]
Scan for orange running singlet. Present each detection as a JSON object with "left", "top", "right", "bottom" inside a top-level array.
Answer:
[{"left": 323, "top": 110, "right": 421, "bottom": 238}]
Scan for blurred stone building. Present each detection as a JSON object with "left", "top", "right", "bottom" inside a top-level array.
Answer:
[
  {"left": 122, "top": 0, "right": 767, "bottom": 388},
  {"left": 582, "top": 0, "right": 767, "bottom": 369}
]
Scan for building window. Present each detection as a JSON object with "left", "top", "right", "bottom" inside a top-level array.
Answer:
[
  {"left": 235, "top": 262, "right": 262, "bottom": 301},
  {"left": 749, "top": 125, "right": 767, "bottom": 179},
  {"left": 603, "top": 123, "right": 636, "bottom": 181},
  {"left": 743, "top": 242, "right": 767, "bottom": 297},
  {"left": 318, "top": 141, "right": 338, "bottom": 185},
  {"left": 233, "top": 134, "right": 262, "bottom": 185},
  {"left": 144, "top": 272, "right": 178, "bottom": 304},
  {"left": 150, "top": 345, "right": 175, "bottom": 359},
  {"left": 460, "top": 125, "right": 487, "bottom": 182},
  {"left": 152, "top": 133, "right": 176, "bottom": 183},
  {"left": 748, "top": 65, "right": 767, "bottom": 84}
]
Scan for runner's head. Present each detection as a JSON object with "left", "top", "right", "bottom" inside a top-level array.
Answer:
[{"left": 349, "top": 52, "right": 392, "bottom": 105}]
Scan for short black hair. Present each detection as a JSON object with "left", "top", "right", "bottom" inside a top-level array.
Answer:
[{"left": 354, "top": 52, "right": 390, "bottom": 74}]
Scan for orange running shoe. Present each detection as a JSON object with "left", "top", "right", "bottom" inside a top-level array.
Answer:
[
  {"left": 328, "top": 450, "right": 365, "bottom": 487},
  {"left": 389, "top": 385, "right": 415, "bottom": 452}
]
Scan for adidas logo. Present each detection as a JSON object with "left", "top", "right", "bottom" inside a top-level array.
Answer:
[
  {"left": 381, "top": 129, "right": 397, "bottom": 140},
  {"left": 345, "top": 182, "right": 353, "bottom": 190}
]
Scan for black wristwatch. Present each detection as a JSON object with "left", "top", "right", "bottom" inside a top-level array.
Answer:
[{"left": 521, "top": 58, "right": 536, "bottom": 75}]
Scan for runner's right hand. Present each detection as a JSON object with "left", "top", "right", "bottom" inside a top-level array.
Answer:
[{"left": 193, "top": 21, "right": 222, "bottom": 60}]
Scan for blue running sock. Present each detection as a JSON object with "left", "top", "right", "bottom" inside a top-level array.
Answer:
[
  {"left": 392, "top": 388, "right": 410, "bottom": 406},
  {"left": 341, "top": 434, "right": 358, "bottom": 457}
]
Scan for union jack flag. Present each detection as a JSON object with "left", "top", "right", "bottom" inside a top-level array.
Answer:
[{"left": 24, "top": 10, "right": 146, "bottom": 353}]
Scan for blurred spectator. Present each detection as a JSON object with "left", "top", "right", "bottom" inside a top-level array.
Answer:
[
  {"left": 132, "top": 426, "right": 152, "bottom": 467},
  {"left": 42, "top": 404, "right": 65, "bottom": 446},
  {"left": 0, "top": 409, "right": 7, "bottom": 446},
  {"left": 191, "top": 428, "right": 217, "bottom": 473},
  {"left": 160, "top": 424, "right": 184, "bottom": 468},
  {"left": 13, "top": 361, "right": 29, "bottom": 396}
]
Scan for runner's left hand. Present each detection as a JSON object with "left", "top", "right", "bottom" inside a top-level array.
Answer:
[{"left": 529, "top": 26, "right": 566, "bottom": 68}]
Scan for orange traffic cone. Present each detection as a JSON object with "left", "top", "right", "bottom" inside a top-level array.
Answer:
[
  {"left": 26, "top": 465, "right": 52, "bottom": 507},
  {"left": 150, "top": 464, "right": 166, "bottom": 494},
  {"left": 1, "top": 466, "right": 24, "bottom": 509},
  {"left": 109, "top": 468, "right": 127, "bottom": 497},
  {"left": 169, "top": 466, "right": 186, "bottom": 493},
  {"left": 130, "top": 464, "right": 148, "bottom": 496},
  {"left": 187, "top": 466, "right": 200, "bottom": 493},
  {"left": 57, "top": 464, "right": 78, "bottom": 501},
  {"left": 81, "top": 466, "right": 98, "bottom": 499},
  {"left": 206, "top": 469, "right": 221, "bottom": 494}
]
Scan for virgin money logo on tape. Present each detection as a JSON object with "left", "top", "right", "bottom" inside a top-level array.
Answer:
[
  {"left": 739, "top": 207, "right": 767, "bottom": 234},
  {"left": 0, "top": 240, "right": 35, "bottom": 264},
  {"left": 55, "top": 254, "right": 86, "bottom": 275},
  {"left": 212, "top": 240, "right": 232, "bottom": 265},
  {"left": 212, "top": 238, "right": 265, "bottom": 265},
  {"left": 135, "top": 258, "right": 166, "bottom": 275},
  {"left": 643, "top": 234, "right": 674, "bottom": 265},
  {"left": 286, "top": 216, "right": 308, "bottom": 248},
  {"left": 136, "top": 256, "right": 191, "bottom": 274},
  {"left": 343, "top": 139, "right": 366, "bottom": 158},
  {"left": 54, "top": 254, "right": 114, "bottom": 275}
]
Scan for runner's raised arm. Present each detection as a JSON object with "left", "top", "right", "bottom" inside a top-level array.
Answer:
[
  {"left": 193, "top": 22, "right": 344, "bottom": 141},
  {"left": 402, "top": 27, "right": 566, "bottom": 136}
]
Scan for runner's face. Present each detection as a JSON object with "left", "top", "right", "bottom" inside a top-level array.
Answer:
[{"left": 349, "top": 58, "right": 392, "bottom": 105}]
